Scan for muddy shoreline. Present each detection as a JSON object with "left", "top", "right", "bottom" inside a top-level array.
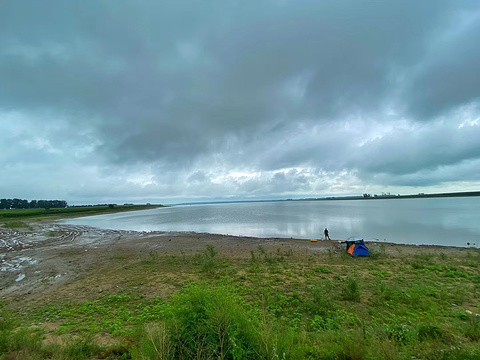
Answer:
[{"left": 0, "top": 222, "right": 475, "bottom": 301}]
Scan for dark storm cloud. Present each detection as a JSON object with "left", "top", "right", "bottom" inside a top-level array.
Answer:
[
  {"left": 400, "top": 8, "right": 480, "bottom": 119},
  {"left": 1, "top": 0, "right": 480, "bottom": 201},
  {"left": 352, "top": 119, "right": 480, "bottom": 177}
]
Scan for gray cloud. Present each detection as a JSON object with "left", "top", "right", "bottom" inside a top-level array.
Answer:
[
  {"left": 399, "top": 8, "right": 480, "bottom": 119},
  {"left": 1, "top": 1, "right": 479, "bottom": 203}
]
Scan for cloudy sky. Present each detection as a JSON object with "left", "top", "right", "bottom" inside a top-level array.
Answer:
[{"left": 1, "top": 1, "right": 480, "bottom": 205}]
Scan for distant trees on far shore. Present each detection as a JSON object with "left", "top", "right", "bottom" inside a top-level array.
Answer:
[{"left": 0, "top": 198, "right": 68, "bottom": 209}]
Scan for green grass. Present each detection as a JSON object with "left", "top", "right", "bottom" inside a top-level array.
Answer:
[
  {"left": 2, "top": 246, "right": 480, "bottom": 359},
  {"left": 0, "top": 204, "right": 161, "bottom": 221},
  {"left": 1, "top": 220, "right": 33, "bottom": 230}
]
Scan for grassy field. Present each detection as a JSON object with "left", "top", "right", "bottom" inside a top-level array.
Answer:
[
  {"left": 0, "top": 204, "right": 161, "bottom": 221},
  {"left": 1, "top": 245, "right": 480, "bottom": 359}
]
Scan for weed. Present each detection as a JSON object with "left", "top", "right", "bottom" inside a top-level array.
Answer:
[
  {"left": 313, "top": 266, "right": 332, "bottom": 274},
  {"left": 106, "top": 294, "right": 132, "bottom": 305},
  {"left": 373, "top": 269, "right": 393, "bottom": 279},
  {"left": 248, "top": 252, "right": 261, "bottom": 274},
  {"left": 341, "top": 277, "right": 361, "bottom": 302},
  {"left": 62, "top": 335, "right": 103, "bottom": 359},
  {"left": 180, "top": 250, "right": 188, "bottom": 264},
  {"left": 0, "top": 307, "right": 43, "bottom": 357},
  {"left": 383, "top": 323, "right": 416, "bottom": 345},
  {"left": 111, "top": 254, "right": 130, "bottom": 260},
  {"left": 375, "top": 282, "right": 400, "bottom": 302},
  {"left": 409, "top": 261, "right": 425, "bottom": 270},
  {"left": 142, "top": 251, "right": 159, "bottom": 264},
  {"left": 380, "top": 242, "right": 386, "bottom": 255},
  {"left": 134, "top": 322, "right": 174, "bottom": 359},
  {"left": 257, "top": 245, "right": 267, "bottom": 257},
  {"left": 417, "top": 324, "right": 445, "bottom": 342},
  {"left": 199, "top": 245, "right": 220, "bottom": 275},
  {"left": 414, "top": 252, "right": 435, "bottom": 263},
  {"left": 205, "top": 244, "right": 217, "bottom": 259},
  {"left": 310, "top": 281, "right": 336, "bottom": 316}
]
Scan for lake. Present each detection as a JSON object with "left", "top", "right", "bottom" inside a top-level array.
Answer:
[{"left": 59, "top": 197, "right": 480, "bottom": 247}]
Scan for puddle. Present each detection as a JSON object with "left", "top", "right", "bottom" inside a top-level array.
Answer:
[{"left": 0, "top": 256, "right": 38, "bottom": 272}]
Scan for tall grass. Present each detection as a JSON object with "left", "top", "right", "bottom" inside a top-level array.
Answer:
[
  {"left": 0, "top": 305, "right": 44, "bottom": 359},
  {"left": 135, "top": 283, "right": 261, "bottom": 359}
]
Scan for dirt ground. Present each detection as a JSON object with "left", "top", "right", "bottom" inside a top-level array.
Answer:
[{"left": 0, "top": 222, "right": 474, "bottom": 304}]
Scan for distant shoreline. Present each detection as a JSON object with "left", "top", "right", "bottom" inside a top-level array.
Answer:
[
  {"left": 298, "top": 190, "right": 480, "bottom": 202},
  {"left": 0, "top": 204, "right": 162, "bottom": 222},
  {"left": 175, "top": 190, "right": 480, "bottom": 206}
]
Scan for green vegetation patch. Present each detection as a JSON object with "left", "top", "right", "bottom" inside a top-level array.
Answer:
[
  {"left": 2, "top": 246, "right": 480, "bottom": 359},
  {"left": 2, "top": 220, "right": 33, "bottom": 230},
  {"left": 0, "top": 204, "right": 161, "bottom": 221}
]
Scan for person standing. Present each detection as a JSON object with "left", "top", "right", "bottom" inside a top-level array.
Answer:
[{"left": 324, "top": 228, "right": 330, "bottom": 240}]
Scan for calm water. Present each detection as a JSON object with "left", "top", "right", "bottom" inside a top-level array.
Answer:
[{"left": 60, "top": 198, "right": 480, "bottom": 247}]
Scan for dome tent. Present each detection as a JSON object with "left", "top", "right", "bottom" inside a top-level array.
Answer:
[{"left": 345, "top": 236, "right": 371, "bottom": 256}]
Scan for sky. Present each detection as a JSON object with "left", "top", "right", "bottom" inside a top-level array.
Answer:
[{"left": 1, "top": 1, "right": 480, "bottom": 205}]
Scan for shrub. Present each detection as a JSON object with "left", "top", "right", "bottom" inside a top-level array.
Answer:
[
  {"left": 199, "top": 245, "right": 220, "bottom": 274},
  {"left": 341, "top": 277, "right": 361, "bottom": 302},
  {"left": 136, "top": 283, "right": 260, "bottom": 359}
]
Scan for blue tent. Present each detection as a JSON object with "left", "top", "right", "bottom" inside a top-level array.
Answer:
[{"left": 345, "top": 237, "right": 371, "bottom": 256}]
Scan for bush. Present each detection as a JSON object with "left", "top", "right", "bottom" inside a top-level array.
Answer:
[{"left": 135, "top": 283, "right": 260, "bottom": 359}]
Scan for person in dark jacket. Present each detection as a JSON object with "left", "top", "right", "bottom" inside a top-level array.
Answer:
[{"left": 324, "top": 228, "right": 330, "bottom": 240}]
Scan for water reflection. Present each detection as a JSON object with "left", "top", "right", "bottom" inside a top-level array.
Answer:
[{"left": 60, "top": 198, "right": 480, "bottom": 247}]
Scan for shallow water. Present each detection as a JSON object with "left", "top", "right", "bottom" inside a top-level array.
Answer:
[{"left": 60, "top": 197, "right": 480, "bottom": 247}]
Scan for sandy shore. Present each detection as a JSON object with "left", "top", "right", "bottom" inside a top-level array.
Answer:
[{"left": 0, "top": 222, "right": 474, "bottom": 301}]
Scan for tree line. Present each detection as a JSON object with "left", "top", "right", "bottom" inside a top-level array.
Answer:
[{"left": 0, "top": 198, "right": 68, "bottom": 209}]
